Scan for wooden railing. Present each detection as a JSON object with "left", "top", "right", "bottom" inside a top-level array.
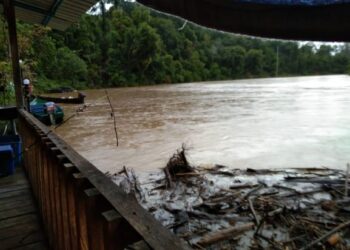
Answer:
[{"left": 18, "top": 109, "right": 189, "bottom": 250}]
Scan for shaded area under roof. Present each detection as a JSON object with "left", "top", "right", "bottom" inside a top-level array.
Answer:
[
  {"left": 0, "top": 0, "right": 98, "bottom": 30},
  {"left": 137, "top": 0, "right": 350, "bottom": 42}
]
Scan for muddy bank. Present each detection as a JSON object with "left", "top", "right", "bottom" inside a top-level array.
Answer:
[{"left": 110, "top": 153, "right": 350, "bottom": 249}]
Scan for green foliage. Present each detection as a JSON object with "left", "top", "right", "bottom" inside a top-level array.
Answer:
[
  {"left": 220, "top": 46, "right": 246, "bottom": 78},
  {"left": 54, "top": 47, "right": 88, "bottom": 81},
  {"left": 244, "top": 49, "right": 264, "bottom": 77},
  {"left": 35, "top": 77, "right": 86, "bottom": 93},
  {"left": 60, "top": 2, "right": 350, "bottom": 87},
  {"left": 0, "top": 1, "right": 350, "bottom": 95},
  {"left": 0, "top": 82, "right": 15, "bottom": 106}
]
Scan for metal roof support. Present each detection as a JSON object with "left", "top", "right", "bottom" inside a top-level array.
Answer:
[
  {"left": 1, "top": 0, "right": 98, "bottom": 31},
  {"left": 42, "top": 0, "right": 64, "bottom": 26},
  {"left": 14, "top": 1, "right": 47, "bottom": 15},
  {"left": 0, "top": 0, "right": 47, "bottom": 14},
  {"left": 3, "top": 0, "right": 23, "bottom": 108}
]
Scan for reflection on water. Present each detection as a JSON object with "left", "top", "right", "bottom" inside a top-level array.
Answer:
[{"left": 56, "top": 75, "right": 350, "bottom": 173}]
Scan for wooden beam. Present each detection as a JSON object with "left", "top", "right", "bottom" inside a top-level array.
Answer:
[
  {"left": 3, "top": 0, "right": 23, "bottom": 108},
  {"left": 14, "top": 1, "right": 47, "bottom": 15},
  {"left": 42, "top": 0, "right": 64, "bottom": 25},
  {"left": 0, "top": 0, "right": 48, "bottom": 15}
]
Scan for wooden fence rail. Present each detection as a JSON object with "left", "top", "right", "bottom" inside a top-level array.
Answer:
[{"left": 18, "top": 109, "right": 188, "bottom": 250}]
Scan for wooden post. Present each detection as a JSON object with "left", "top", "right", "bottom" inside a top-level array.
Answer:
[{"left": 3, "top": 0, "right": 23, "bottom": 108}]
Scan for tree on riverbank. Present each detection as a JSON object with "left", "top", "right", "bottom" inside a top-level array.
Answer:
[
  {"left": 53, "top": 2, "right": 350, "bottom": 87},
  {"left": 0, "top": 0, "right": 350, "bottom": 101}
]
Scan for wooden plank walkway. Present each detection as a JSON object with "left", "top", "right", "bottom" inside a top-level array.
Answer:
[{"left": 0, "top": 167, "right": 48, "bottom": 250}]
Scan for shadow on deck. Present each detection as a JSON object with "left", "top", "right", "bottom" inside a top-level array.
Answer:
[{"left": 0, "top": 167, "right": 48, "bottom": 250}]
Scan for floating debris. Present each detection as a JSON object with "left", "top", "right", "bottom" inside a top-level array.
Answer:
[
  {"left": 110, "top": 149, "right": 350, "bottom": 249},
  {"left": 163, "top": 144, "right": 195, "bottom": 188}
]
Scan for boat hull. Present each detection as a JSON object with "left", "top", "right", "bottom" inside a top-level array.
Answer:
[
  {"left": 36, "top": 92, "right": 85, "bottom": 104},
  {"left": 30, "top": 98, "right": 64, "bottom": 125}
]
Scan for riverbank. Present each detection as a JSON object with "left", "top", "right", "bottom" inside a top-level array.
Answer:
[{"left": 36, "top": 74, "right": 347, "bottom": 93}]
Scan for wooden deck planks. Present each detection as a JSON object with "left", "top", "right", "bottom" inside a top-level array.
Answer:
[
  {"left": 0, "top": 188, "right": 32, "bottom": 200},
  {"left": 11, "top": 241, "right": 48, "bottom": 250},
  {"left": 0, "top": 167, "right": 48, "bottom": 250}
]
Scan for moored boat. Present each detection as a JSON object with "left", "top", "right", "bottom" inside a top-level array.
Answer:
[
  {"left": 46, "top": 86, "right": 75, "bottom": 93},
  {"left": 36, "top": 92, "right": 86, "bottom": 104},
  {"left": 30, "top": 98, "right": 64, "bottom": 125}
]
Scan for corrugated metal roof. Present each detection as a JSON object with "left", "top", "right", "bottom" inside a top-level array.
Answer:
[
  {"left": 0, "top": 0, "right": 98, "bottom": 30},
  {"left": 137, "top": 0, "right": 350, "bottom": 42}
]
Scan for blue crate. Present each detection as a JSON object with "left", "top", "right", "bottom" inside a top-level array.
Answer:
[
  {"left": 0, "top": 145, "right": 15, "bottom": 176},
  {"left": 0, "top": 135, "right": 22, "bottom": 166}
]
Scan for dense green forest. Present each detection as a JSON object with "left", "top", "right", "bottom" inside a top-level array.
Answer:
[{"left": 0, "top": 0, "right": 350, "bottom": 102}]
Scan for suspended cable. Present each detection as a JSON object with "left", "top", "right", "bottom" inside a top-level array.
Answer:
[{"left": 178, "top": 20, "right": 188, "bottom": 31}]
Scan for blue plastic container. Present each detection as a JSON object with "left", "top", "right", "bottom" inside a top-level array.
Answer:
[
  {"left": 0, "top": 135, "right": 22, "bottom": 166},
  {"left": 0, "top": 145, "right": 15, "bottom": 176}
]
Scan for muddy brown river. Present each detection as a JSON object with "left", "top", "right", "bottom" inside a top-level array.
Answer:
[{"left": 56, "top": 75, "right": 350, "bottom": 174}]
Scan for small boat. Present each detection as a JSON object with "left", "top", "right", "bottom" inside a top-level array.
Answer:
[
  {"left": 46, "top": 87, "right": 75, "bottom": 93},
  {"left": 36, "top": 92, "right": 86, "bottom": 104},
  {"left": 30, "top": 98, "right": 64, "bottom": 126}
]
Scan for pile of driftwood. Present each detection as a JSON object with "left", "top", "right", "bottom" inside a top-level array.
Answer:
[{"left": 110, "top": 148, "right": 350, "bottom": 249}]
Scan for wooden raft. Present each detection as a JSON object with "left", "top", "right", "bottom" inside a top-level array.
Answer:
[{"left": 0, "top": 167, "right": 48, "bottom": 250}]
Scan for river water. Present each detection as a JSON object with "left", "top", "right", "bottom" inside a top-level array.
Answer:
[{"left": 56, "top": 75, "right": 350, "bottom": 174}]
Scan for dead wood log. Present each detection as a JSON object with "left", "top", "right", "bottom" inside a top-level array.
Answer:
[
  {"left": 163, "top": 145, "right": 194, "bottom": 187},
  {"left": 192, "top": 243, "right": 206, "bottom": 250},
  {"left": 204, "top": 192, "right": 239, "bottom": 204},
  {"left": 209, "top": 170, "right": 235, "bottom": 176},
  {"left": 164, "top": 167, "right": 174, "bottom": 188},
  {"left": 300, "top": 220, "right": 350, "bottom": 250},
  {"left": 323, "top": 184, "right": 345, "bottom": 197},
  {"left": 272, "top": 184, "right": 300, "bottom": 194},
  {"left": 151, "top": 184, "right": 166, "bottom": 191},
  {"left": 119, "top": 166, "right": 145, "bottom": 201},
  {"left": 230, "top": 184, "right": 259, "bottom": 190},
  {"left": 197, "top": 164, "right": 225, "bottom": 172},
  {"left": 267, "top": 208, "right": 283, "bottom": 217},
  {"left": 246, "top": 168, "right": 279, "bottom": 174},
  {"left": 243, "top": 184, "right": 264, "bottom": 199},
  {"left": 279, "top": 188, "right": 324, "bottom": 198},
  {"left": 197, "top": 223, "right": 254, "bottom": 246},
  {"left": 345, "top": 163, "right": 350, "bottom": 197},
  {"left": 297, "top": 217, "right": 338, "bottom": 227},
  {"left": 187, "top": 210, "right": 221, "bottom": 220},
  {"left": 290, "top": 167, "right": 331, "bottom": 172},
  {"left": 248, "top": 197, "right": 260, "bottom": 225},
  {"left": 175, "top": 172, "right": 201, "bottom": 177},
  {"left": 284, "top": 176, "right": 344, "bottom": 185},
  {"left": 335, "top": 197, "right": 350, "bottom": 205},
  {"left": 255, "top": 233, "right": 283, "bottom": 249},
  {"left": 254, "top": 218, "right": 265, "bottom": 236}
]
